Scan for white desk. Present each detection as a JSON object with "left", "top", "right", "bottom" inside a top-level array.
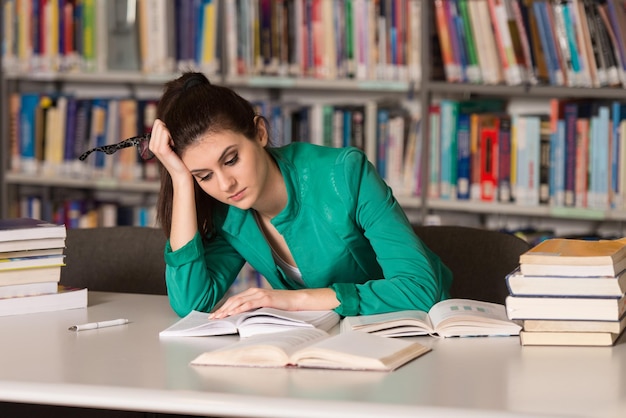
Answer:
[{"left": 1, "top": 292, "right": 625, "bottom": 418}]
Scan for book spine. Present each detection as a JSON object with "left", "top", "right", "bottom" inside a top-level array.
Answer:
[
  {"left": 498, "top": 115, "right": 513, "bottom": 203},
  {"left": 480, "top": 118, "right": 499, "bottom": 202},
  {"left": 563, "top": 102, "right": 578, "bottom": 207},
  {"left": 456, "top": 112, "right": 471, "bottom": 200}
]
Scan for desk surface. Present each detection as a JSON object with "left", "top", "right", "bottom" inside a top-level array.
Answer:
[{"left": 1, "top": 292, "right": 625, "bottom": 418}]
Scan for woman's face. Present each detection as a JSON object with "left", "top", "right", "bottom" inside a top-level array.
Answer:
[{"left": 181, "top": 128, "right": 271, "bottom": 210}]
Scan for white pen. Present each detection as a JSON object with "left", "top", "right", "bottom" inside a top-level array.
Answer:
[{"left": 68, "top": 318, "right": 129, "bottom": 332}]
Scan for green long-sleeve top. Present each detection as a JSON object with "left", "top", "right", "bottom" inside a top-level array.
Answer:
[{"left": 164, "top": 143, "right": 452, "bottom": 317}]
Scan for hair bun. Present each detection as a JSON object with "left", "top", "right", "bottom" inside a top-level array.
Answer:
[{"left": 183, "top": 74, "right": 207, "bottom": 91}]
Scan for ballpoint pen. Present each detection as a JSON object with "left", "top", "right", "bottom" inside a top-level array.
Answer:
[{"left": 68, "top": 318, "right": 130, "bottom": 331}]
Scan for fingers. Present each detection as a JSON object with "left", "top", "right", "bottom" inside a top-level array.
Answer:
[{"left": 209, "top": 288, "right": 271, "bottom": 319}]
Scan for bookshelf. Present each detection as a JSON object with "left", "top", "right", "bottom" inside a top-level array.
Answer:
[{"left": 2, "top": 1, "right": 626, "bottom": 238}]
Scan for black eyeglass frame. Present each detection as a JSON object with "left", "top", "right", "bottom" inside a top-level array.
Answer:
[{"left": 78, "top": 133, "right": 154, "bottom": 161}]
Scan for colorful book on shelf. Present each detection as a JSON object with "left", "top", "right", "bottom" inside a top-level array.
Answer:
[
  {"left": 159, "top": 308, "right": 340, "bottom": 338},
  {"left": 0, "top": 218, "right": 66, "bottom": 242},
  {"left": 506, "top": 266, "right": 626, "bottom": 297},
  {"left": 0, "top": 286, "right": 87, "bottom": 317},
  {"left": 505, "top": 293, "right": 626, "bottom": 321},
  {"left": 519, "top": 329, "right": 625, "bottom": 346},
  {"left": 190, "top": 327, "right": 431, "bottom": 371},
  {"left": 341, "top": 299, "right": 521, "bottom": 338}
]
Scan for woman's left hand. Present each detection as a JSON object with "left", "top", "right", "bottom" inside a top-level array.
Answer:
[{"left": 209, "top": 287, "right": 340, "bottom": 319}]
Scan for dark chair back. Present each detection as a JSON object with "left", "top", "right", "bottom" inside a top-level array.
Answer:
[
  {"left": 413, "top": 225, "right": 532, "bottom": 305},
  {"left": 60, "top": 226, "right": 167, "bottom": 295}
]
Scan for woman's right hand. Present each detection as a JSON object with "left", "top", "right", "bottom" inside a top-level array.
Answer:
[{"left": 149, "top": 119, "right": 192, "bottom": 182}]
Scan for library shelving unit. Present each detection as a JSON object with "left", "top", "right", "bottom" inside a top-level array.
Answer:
[{"left": 2, "top": 0, "right": 626, "bottom": 237}]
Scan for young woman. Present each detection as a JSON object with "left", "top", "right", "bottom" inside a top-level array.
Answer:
[{"left": 149, "top": 72, "right": 452, "bottom": 318}]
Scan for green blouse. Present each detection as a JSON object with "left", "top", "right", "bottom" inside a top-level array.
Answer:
[{"left": 164, "top": 143, "right": 452, "bottom": 317}]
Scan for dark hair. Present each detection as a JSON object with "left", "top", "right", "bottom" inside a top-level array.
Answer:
[{"left": 155, "top": 72, "right": 265, "bottom": 239}]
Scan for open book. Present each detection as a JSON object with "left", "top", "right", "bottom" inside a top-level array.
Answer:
[
  {"left": 190, "top": 328, "right": 431, "bottom": 371},
  {"left": 159, "top": 308, "right": 340, "bottom": 338},
  {"left": 341, "top": 299, "right": 521, "bottom": 337}
]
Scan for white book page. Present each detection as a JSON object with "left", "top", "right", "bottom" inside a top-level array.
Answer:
[
  {"left": 428, "top": 299, "right": 520, "bottom": 336},
  {"left": 342, "top": 310, "right": 433, "bottom": 335},
  {"left": 159, "top": 310, "right": 238, "bottom": 337}
]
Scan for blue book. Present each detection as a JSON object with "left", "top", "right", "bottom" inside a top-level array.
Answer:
[
  {"left": 611, "top": 101, "right": 626, "bottom": 208},
  {"left": 456, "top": 112, "right": 471, "bottom": 200},
  {"left": 376, "top": 108, "right": 390, "bottom": 178},
  {"left": 439, "top": 99, "right": 459, "bottom": 200},
  {"left": 19, "top": 93, "right": 40, "bottom": 174},
  {"left": 533, "top": 1, "right": 562, "bottom": 86}
]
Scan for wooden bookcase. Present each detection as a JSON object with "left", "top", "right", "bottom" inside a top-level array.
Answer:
[{"left": 2, "top": 0, "right": 626, "bottom": 237}]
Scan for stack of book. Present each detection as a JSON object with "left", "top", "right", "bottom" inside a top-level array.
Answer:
[
  {"left": 505, "top": 237, "right": 626, "bottom": 346},
  {"left": 0, "top": 218, "right": 87, "bottom": 316}
]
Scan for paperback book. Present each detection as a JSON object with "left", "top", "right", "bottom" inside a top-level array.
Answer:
[
  {"left": 160, "top": 308, "right": 340, "bottom": 338},
  {"left": 0, "top": 286, "right": 87, "bottom": 317},
  {"left": 519, "top": 237, "right": 626, "bottom": 277},
  {"left": 519, "top": 329, "right": 626, "bottom": 347},
  {"left": 341, "top": 299, "right": 521, "bottom": 337},
  {"left": 0, "top": 254, "right": 66, "bottom": 271},
  {"left": 522, "top": 315, "right": 626, "bottom": 334},
  {"left": 505, "top": 293, "right": 626, "bottom": 321},
  {"left": 505, "top": 267, "right": 626, "bottom": 297},
  {"left": 190, "top": 327, "right": 431, "bottom": 371},
  {"left": 0, "top": 218, "right": 67, "bottom": 242}
]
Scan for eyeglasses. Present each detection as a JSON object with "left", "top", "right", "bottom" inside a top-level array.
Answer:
[{"left": 78, "top": 133, "right": 154, "bottom": 161}]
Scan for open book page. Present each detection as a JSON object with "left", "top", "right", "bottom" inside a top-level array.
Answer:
[
  {"left": 341, "top": 310, "right": 434, "bottom": 337},
  {"left": 191, "top": 328, "right": 330, "bottom": 368},
  {"left": 428, "top": 299, "right": 521, "bottom": 337},
  {"left": 291, "top": 330, "right": 431, "bottom": 371},
  {"left": 190, "top": 328, "right": 431, "bottom": 371},
  {"left": 159, "top": 308, "right": 340, "bottom": 338}
]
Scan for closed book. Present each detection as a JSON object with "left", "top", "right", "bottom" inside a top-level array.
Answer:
[
  {"left": 505, "top": 293, "right": 626, "bottom": 321},
  {"left": 522, "top": 315, "right": 626, "bottom": 333},
  {"left": 0, "top": 218, "right": 66, "bottom": 242},
  {"left": 0, "top": 286, "right": 87, "bottom": 317},
  {"left": 0, "top": 266, "right": 62, "bottom": 286},
  {"left": 0, "top": 281, "right": 59, "bottom": 299},
  {"left": 506, "top": 267, "right": 626, "bottom": 298},
  {"left": 0, "top": 254, "right": 65, "bottom": 272},
  {"left": 519, "top": 329, "right": 625, "bottom": 346},
  {"left": 0, "top": 237, "right": 66, "bottom": 253},
  {"left": 520, "top": 237, "right": 626, "bottom": 266}
]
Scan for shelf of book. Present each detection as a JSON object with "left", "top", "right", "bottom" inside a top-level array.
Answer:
[
  {"left": 3, "top": 0, "right": 626, "bottom": 237},
  {"left": 428, "top": 81, "right": 626, "bottom": 100},
  {"left": 4, "top": 173, "right": 160, "bottom": 193},
  {"left": 423, "top": 198, "right": 626, "bottom": 222}
]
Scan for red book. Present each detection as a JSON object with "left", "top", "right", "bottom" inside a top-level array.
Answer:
[{"left": 479, "top": 116, "right": 500, "bottom": 202}]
